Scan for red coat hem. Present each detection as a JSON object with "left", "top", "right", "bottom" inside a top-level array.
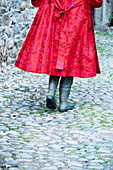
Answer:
[{"left": 14, "top": 63, "right": 101, "bottom": 78}]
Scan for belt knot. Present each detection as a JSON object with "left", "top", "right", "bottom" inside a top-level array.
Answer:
[{"left": 54, "top": 9, "right": 69, "bottom": 21}]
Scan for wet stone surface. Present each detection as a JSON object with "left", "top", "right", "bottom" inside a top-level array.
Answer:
[{"left": 0, "top": 31, "right": 113, "bottom": 169}]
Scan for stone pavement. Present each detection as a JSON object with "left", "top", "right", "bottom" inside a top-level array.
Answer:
[{"left": 0, "top": 31, "right": 113, "bottom": 170}]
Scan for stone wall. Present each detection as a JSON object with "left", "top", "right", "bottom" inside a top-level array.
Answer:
[
  {"left": 94, "top": 0, "right": 113, "bottom": 30},
  {"left": 0, "top": 0, "right": 37, "bottom": 67}
]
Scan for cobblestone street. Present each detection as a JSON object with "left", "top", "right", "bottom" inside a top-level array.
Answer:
[{"left": 0, "top": 31, "right": 113, "bottom": 170}]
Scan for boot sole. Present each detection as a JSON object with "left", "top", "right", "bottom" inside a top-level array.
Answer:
[{"left": 58, "top": 106, "right": 74, "bottom": 112}]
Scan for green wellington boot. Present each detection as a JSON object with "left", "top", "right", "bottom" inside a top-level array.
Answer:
[
  {"left": 46, "top": 75, "right": 60, "bottom": 109},
  {"left": 58, "top": 77, "right": 74, "bottom": 112}
]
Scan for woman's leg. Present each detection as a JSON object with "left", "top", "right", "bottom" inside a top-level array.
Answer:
[
  {"left": 59, "top": 76, "right": 74, "bottom": 112},
  {"left": 46, "top": 75, "right": 60, "bottom": 109},
  {"left": 48, "top": 75, "right": 60, "bottom": 96}
]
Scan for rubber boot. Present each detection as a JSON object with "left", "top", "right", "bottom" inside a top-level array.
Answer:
[
  {"left": 46, "top": 75, "right": 60, "bottom": 109},
  {"left": 58, "top": 76, "right": 74, "bottom": 112}
]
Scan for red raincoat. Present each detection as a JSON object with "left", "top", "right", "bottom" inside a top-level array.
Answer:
[{"left": 14, "top": 0, "right": 103, "bottom": 78}]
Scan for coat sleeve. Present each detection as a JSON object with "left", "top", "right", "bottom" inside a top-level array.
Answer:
[
  {"left": 88, "top": 0, "right": 103, "bottom": 8},
  {"left": 31, "top": 0, "right": 42, "bottom": 7}
]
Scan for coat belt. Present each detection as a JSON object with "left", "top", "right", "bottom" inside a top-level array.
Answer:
[{"left": 52, "top": 0, "right": 87, "bottom": 70}]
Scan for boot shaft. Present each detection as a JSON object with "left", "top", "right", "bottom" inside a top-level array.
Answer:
[{"left": 59, "top": 77, "right": 74, "bottom": 109}]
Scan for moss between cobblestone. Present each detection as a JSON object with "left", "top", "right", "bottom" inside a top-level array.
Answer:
[
  {"left": 9, "top": 126, "right": 21, "bottom": 131},
  {"left": 0, "top": 156, "right": 5, "bottom": 164},
  {"left": 0, "top": 111, "right": 4, "bottom": 114},
  {"left": 96, "top": 31, "right": 112, "bottom": 36},
  {"left": 18, "top": 132, "right": 40, "bottom": 142}
]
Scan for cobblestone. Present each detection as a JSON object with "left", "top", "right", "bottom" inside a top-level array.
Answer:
[{"left": 0, "top": 31, "right": 113, "bottom": 169}]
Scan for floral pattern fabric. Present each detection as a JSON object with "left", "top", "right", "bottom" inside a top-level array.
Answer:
[{"left": 14, "top": 0, "right": 103, "bottom": 78}]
